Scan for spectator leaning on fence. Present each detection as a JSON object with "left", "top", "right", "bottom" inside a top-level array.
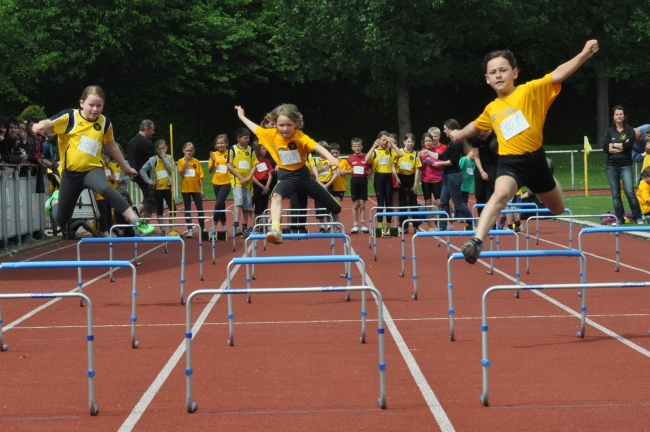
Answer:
[{"left": 632, "top": 124, "right": 650, "bottom": 163}]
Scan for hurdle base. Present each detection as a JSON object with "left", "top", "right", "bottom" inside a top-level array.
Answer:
[
  {"left": 389, "top": 227, "right": 400, "bottom": 237},
  {"left": 215, "top": 231, "right": 228, "bottom": 241}
]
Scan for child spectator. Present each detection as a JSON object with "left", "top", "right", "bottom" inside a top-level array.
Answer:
[
  {"left": 418, "top": 131, "right": 445, "bottom": 230},
  {"left": 177, "top": 142, "right": 205, "bottom": 238},
  {"left": 227, "top": 127, "right": 258, "bottom": 238},
  {"left": 314, "top": 142, "right": 339, "bottom": 232},
  {"left": 396, "top": 133, "right": 422, "bottom": 234},
  {"left": 636, "top": 166, "right": 650, "bottom": 222},
  {"left": 140, "top": 139, "right": 174, "bottom": 235},
  {"left": 109, "top": 143, "right": 131, "bottom": 194},
  {"left": 458, "top": 147, "right": 476, "bottom": 222},
  {"left": 329, "top": 141, "right": 352, "bottom": 208},
  {"left": 207, "top": 134, "right": 231, "bottom": 234},
  {"left": 252, "top": 141, "right": 273, "bottom": 232},
  {"left": 347, "top": 138, "right": 371, "bottom": 234},
  {"left": 96, "top": 148, "right": 116, "bottom": 237}
]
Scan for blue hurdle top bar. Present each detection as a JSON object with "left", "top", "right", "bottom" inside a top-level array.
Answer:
[
  {"left": 1, "top": 260, "right": 133, "bottom": 269},
  {"left": 80, "top": 236, "right": 181, "bottom": 244},
  {"left": 232, "top": 255, "right": 360, "bottom": 265},
  {"left": 450, "top": 250, "right": 583, "bottom": 260}
]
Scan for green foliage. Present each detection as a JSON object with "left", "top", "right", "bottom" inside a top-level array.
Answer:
[{"left": 18, "top": 105, "right": 47, "bottom": 121}]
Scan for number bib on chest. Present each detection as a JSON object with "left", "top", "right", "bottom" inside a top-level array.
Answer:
[
  {"left": 353, "top": 166, "right": 365, "bottom": 175},
  {"left": 216, "top": 164, "right": 227, "bottom": 173},
  {"left": 78, "top": 136, "right": 100, "bottom": 156},
  {"left": 378, "top": 156, "right": 390, "bottom": 166},
  {"left": 184, "top": 169, "right": 195, "bottom": 178},
  {"left": 156, "top": 169, "right": 168, "bottom": 179},
  {"left": 279, "top": 149, "right": 301, "bottom": 165},
  {"left": 238, "top": 160, "right": 250, "bottom": 170},
  {"left": 499, "top": 110, "right": 530, "bottom": 141},
  {"left": 399, "top": 161, "right": 412, "bottom": 171},
  {"left": 256, "top": 162, "right": 268, "bottom": 172}
]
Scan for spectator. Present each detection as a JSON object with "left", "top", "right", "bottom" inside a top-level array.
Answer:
[
  {"left": 471, "top": 130, "right": 498, "bottom": 215},
  {"left": 128, "top": 119, "right": 156, "bottom": 218},
  {"left": 632, "top": 124, "right": 649, "bottom": 163}
]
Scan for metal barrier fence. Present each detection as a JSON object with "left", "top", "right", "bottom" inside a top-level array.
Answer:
[
  {"left": 183, "top": 285, "right": 387, "bottom": 413},
  {"left": 479, "top": 281, "right": 650, "bottom": 406},
  {"left": 0, "top": 291, "right": 98, "bottom": 415}
]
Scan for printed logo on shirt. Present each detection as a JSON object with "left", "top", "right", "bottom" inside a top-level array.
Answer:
[
  {"left": 288, "top": 142, "right": 297, "bottom": 150},
  {"left": 93, "top": 123, "right": 101, "bottom": 131},
  {"left": 245, "top": 151, "right": 249, "bottom": 156},
  {"left": 409, "top": 155, "right": 414, "bottom": 160},
  {"left": 193, "top": 163, "right": 197, "bottom": 169}
]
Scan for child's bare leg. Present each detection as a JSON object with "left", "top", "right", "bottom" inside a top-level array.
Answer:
[
  {"left": 352, "top": 200, "right": 360, "bottom": 226},
  {"left": 270, "top": 193, "right": 283, "bottom": 226},
  {"left": 360, "top": 200, "right": 367, "bottom": 226},
  {"left": 535, "top": 178, "right": 565, "bottom": 214},
  {"left": 425, "top": 198, "right": 433, "bottom": 228},
  {"left": 474, "top": 176, "right": 519, "bottom": 241}
]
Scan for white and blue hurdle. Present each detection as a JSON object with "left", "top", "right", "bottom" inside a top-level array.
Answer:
[
  {"left": 224, "top": 255, "right": 369, "bottom": 344},
  {"left": 183, "top": 284, "right": 387, "bottom": 413},
  {"left": 169, "top": 209, "right": 236, "bottom": 252},
  {"left": 143, "top": 216, "right": 217, "bottom": 263},
  {"left": 445, "top": 249, "right": 586, "bottom": 341},
  {"left": 0, "top": 291, "right": 98, "bottom": 415},
  {"left": 479, "top": 280, "right": 650, "bottom": 406},
  {"left": 76, "top": 236, "right": 190, "bottom": 304},
  {"left": 579, "top": 226, "right": 650, "bottom": 272},
  {"left": 410, "top": 229, "right": 519, "bottom": 299},
  {"left": 1, "top": 260, "right": 141, "bottom": 348}
]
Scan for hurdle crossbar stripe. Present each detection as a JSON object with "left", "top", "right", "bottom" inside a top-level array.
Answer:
[
  {"left": 183, "top": 285, "right": 387, "bottom": 413},
  {"left": 450, "top": 249, "right": 583, "bottom": 259},
  {"left": 480, "top": 281, "right": 650, "bottom": 406},
  {"left": 0, "top": 292, "right": 97, "bottom": 415}
]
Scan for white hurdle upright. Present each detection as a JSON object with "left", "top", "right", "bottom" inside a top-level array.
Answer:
[
  {"left": 1, "top": 260, "right": 141, "bottom": 348},
  {"left": 183, "top": 285, "right": 387, "bottom": 413},
  {"left": 480, "top": 281, "right": 650, "bottom": 406},
  {"left": 0, "top": 292, "right": 98, "bottom": 415}
]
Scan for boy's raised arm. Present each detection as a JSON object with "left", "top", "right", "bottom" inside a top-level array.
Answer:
[{"left": 552, "top": 40, "right": 598, "bottom": 85}]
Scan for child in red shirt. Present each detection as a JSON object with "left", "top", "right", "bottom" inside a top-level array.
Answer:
[
  {"left": 347, "top": 137, "right": 371, "bottom": 233},
  {"left": 252, "top": 141, "right": 274, "bottom": 229}
]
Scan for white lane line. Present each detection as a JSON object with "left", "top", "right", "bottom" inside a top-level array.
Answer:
[
  {"left": 117, "top": 267, "right": 240, "bottom": 432},
  {"left": 3, "top": 244, "right": 165, "bottom": 331},
  {"left": 351, "top": 246, "right": 456, "bottom": 432}
]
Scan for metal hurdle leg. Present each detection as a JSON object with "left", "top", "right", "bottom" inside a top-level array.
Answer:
[{"left": 0, "top": 301, "right": 7, "bottom": 351}]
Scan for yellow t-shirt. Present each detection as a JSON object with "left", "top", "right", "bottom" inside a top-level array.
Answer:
[
  {"left": 177, "top": 157, "right": 204, "bottom": 193},
  {"left": 153, "top": 156, "right": 172, "bottom": 190},
  {"left": 227, "top": 145, "right": 258, "bottom": 190},
  {"left": 637, "top": 180, "right": 650, "bottom": 215},
  {"left": 369, "top": 148, "right": 398, "bottom": 174},
  {"left": 316, "top": 159, "right": 333, "bottom": 183},
  {"left": 50, "top": 109, "right": 115, "bottom": 172},
  {"left": 208, "top": 150, "right": 230, "bottom": 186},
  {"left": 474, "top": 73, "right": 561, "bottom": 156},
  {"left": 333, "top": 159, "right": 352, "bottom": 192},
  {"left": 396, "top": 149, "right": 422, "bottom": 175},
  {"left": 96, "top": 164, "right": 115, "bottom": 201},
  {"left": 254, "top": 127, "right": 317, "bottom": 171},
  {"left": 108, "top": 161, "right": 122, "bottom": 191}
]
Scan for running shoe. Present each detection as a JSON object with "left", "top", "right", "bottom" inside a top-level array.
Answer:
[
  {"left": 266, "top": 227, "right": 283, "bottom": 244},
  {"left": 234, "top": 228, "right": 242, "bottom": 237},
  {"left": 461, "top": 238, "right": 483, "bottom": 264},
  {"left": 361, "top": 226, "right": 369, "bottom": 234},
  {"left": 136, "top": 220, "right": 156, "bottom": 236},
  {"left": 350, "top": 226, "right": 359, "bottom": 234},
  {"left": 319, "top": 227, "right": 327, "bottom": 233},
  {"left": 636, "top": 218, "right": 645, "bottom": 225},
  {"left": 45, "top": 190, "right": 58, "bottom": 216},
  {"left": 186, "top": 228, "right": 194, "bottom": 238},
  {"left": 242, "top": 228, "right": 250, "bottom": 238}
]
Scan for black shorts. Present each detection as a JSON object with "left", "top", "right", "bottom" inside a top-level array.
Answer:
[
  {"left": 350, "top": 177, "right": 368, "bottom": 201},
  {"left": 497, "top": 148, "right": 556, "bottom": 194},
  {"left": 333, "top": 191, "right": 345, "bottom": 201},
  {"left": 422, "top": 181, "right": 442, "bottom": 201}
]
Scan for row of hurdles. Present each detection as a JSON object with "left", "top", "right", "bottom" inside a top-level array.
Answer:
[{"left": 1, "top": 207, "right": 650, "bottom": 415}]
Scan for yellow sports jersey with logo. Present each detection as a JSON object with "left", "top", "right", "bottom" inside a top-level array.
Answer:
[
  {"left": 177, "top": 157, "right": 204, "bottom": 193},
  {"left": 474, "top": 73, "right": 560, "bottom": 156},
  {"left": 370, "top": 148, "right": 397, "bottom": 174},
  {"left": 50, "top": 109, "right": 114, "bottom": 172},
  {"left": 154, "top": 156, "right": 171, "bottom": 190},
  {"left": 332, "top": 159, "right": 352, "bottom": 192},
  {"left": 227, "top": 145, "right": 258, "bottom": 190},
  {"left": 209, "top": 151, "right": 230, "bottom": 185},
  {"left": 254, "top": 127, "right": 317, "bottom": 171},
  {"left": 316, "top": 159, "right": 333, "bottom": 183},
  {"left": 108, "top": 161, "right": 122, "bottom": 191},
  {"left": 396, "top": 150, "right": 422, "bottom": 175}
]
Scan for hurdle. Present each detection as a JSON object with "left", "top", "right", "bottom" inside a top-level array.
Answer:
[
  {"left": 0, "top": 292, "right": 98, "bottom": 415},
  {"left": 244, "top": 231, "right": 353, "bottom": 302},
  {"left": 1, "top": 260, "right": 141, "bottom": 348},
  {"left": 579, "top": 226, "right": 650, "bottom": 272},
  {"left": 252, "top": 220, "right": 341, "bottom": 253},
  {"left": 143, "top": 216, "right": 217, "bottom": 263},
  {"left": 472, "top": 201, "right": 538, "bottom": 218},
  {"left": 110, "top": 223, "right": 205, "bottom": 280},
  {"left": 410, "top": 229, "right": 518, "bottom": 300},
  {"left": 371, "top": 210, "right": 448, "bottom": 260},
  {"left": 367, "top": 205, "right": 440, "bottom": 247},
  {"left": 184, "top": 285, "right": 387, "bottom": 412},
  {"left": 479, "top": 281, "right": 650, "bottom": 406},
  {"left": 225, "top": 255, "right": 369, "bottom": 345},
  {"left": 257, "top": 206, "right": 334, "bottom": 228},
  {"left": 76, "top": 237, "right": 189, "bottom": 305},
  {"left": 169, "top": 209, "right": 236, "bottom": 252},
  {"left": 446, "top": 249, "right": 585, "bottom": 341}
]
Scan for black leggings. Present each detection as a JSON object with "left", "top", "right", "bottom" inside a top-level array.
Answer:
[
  {"left": 182, "top": 192, "right": 204, "bottom": 230},
  {"left": 253, "top": 180, "right": 270, "bottom": 216},
  {"left": 212, "top": 183, "right": 231, "bottom": 223},
  {"left": 153, "top": 189, "right": 173, "bottom": 218},
  {"left": 397, "top": 173, "right": 419, "bottom": 226},
  {"left": 274, "top": 166, "right": 341, "bottom": 215},
  {"left": 374, "top": 172, "right": 393, "bottom": 223}
]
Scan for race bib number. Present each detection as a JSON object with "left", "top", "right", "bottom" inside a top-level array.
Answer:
[
  {"left": 114, "top": 172, "right": 121, "bottom": 180},
  {"left": 279, "top": 149, "right": 301, "bottom": 165},
  {"left": 499, "top": 110, "right": 530, "bottom": 141},
  {"left": 216, "top": 165, "right": 227, "bottom": 173},
  {"left": 399, "top": 161, "right": 412, "bottom": 171},
  {"left": 156, "top": 169, "right": 168, "bottom": 179},
  {"left": 104, "top": 169, "right": 111, "bottom": 178},
  {"left": 256, "top": 162, "right": 268, "bottom": 172},
  {"left": 467, "top": 168, "right": 474, "bottom": 175},
  {"left": 378, "top": 156, "right": 389, "bottom": 166},
  {"left": 238, "top": 160, "right": 250, "bottom": 170},
  {"left": 353, "top": 166, "right": 365, "bottom": 175},
  {"left": 78, "top": 136, "right": 100, "bottom": 156},
  {"left": 184, "top": 169, "right": 195, "bottom": 178}
]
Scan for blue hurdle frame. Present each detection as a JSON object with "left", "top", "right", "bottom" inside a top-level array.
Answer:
[
  {"left": 225, "top": 255, "right": 368, "bottom": 345},
  {"left": 480, "top": 281, "right": 650, "bottom": 406},
  {"left": 76, "top": 236, "right": 189, "bottom": 305},
  {"left": 578, "top": 226, "right": 650, "bottom": 272},
  {"left": 1, "top": 260, "right": 141, "bottom": 348},
  {"left": 410, "top": 229, "right": 519, "bottom": 300},
  {"left": 184, "top": 285, "right": 387, "bottom": 413},
  {"left": 143, "top": 216, "right": 217, "bottom": 263},
  {"left": 446, "top": 249, "right": 586, "bottom": 341},
  {"left": 0, "top": 292, "right": 98, "bottom": 415}
]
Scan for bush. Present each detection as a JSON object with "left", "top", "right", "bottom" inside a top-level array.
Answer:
[{"left": 18, "top": 105, "right": 47, "bottom": 121}]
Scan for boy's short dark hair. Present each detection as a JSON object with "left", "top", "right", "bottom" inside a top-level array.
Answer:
[
  {"left": 235, "top": 127, "right": 250, "bottom": 138},
  {"left": 642, "top": 166, "right": 650, "bottom": 178},
  {"left": 351, "top": 138, "right": 362, "bottom": 145},
  {"left": 319, "top": 142, "right": 331, "bottom": 152},
  {"left": 329, "top": 142, "right": 340, "bottom": 152}
]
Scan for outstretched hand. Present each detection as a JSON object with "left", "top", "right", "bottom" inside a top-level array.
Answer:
[
  {"left": 582, "top": 40, "right": 599, "bottom": 58},
  {"left": 234, "top": 106, "right": 245, "bottom": 117}
]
